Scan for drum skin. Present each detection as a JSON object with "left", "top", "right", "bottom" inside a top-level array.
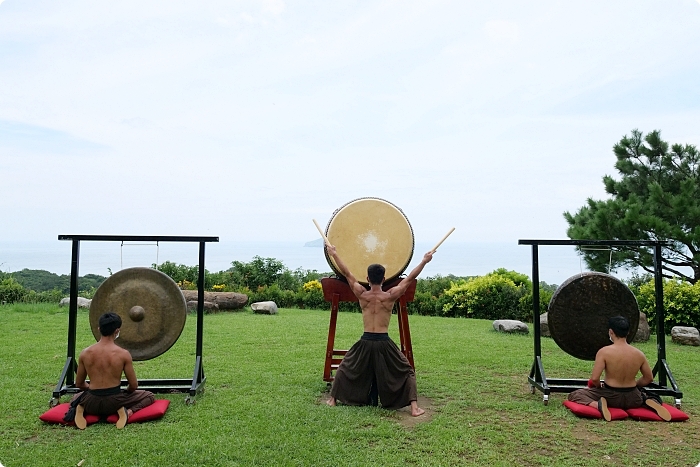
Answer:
[
  {"left": 548, "top": 272, "right": 639, "bottom": 361},
  {"left": 89, "top": 267, "right": 187, "bottom": 361},
  {"left": 324, "top": 198, "right": 414, "bottom": 284}
]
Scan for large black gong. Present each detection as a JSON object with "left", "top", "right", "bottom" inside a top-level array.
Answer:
[{"left": 548, "top": 272, "right": 639, "bottom": 361}]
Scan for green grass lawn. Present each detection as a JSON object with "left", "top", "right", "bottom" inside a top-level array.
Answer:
[{"left": 1, "top": 304, "right": 699, "bottom": 467}]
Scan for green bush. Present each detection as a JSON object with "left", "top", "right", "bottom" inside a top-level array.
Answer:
[
  {"left": 0, "top": 277, "right": 27, "bottom": 303},
  {"left": 637, "top": 278, "right": 700, "bottom": 332},
  {"left": 442, "top": 274, "right": 527, "bottom": 320}
]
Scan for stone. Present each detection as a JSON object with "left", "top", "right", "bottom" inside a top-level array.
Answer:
[
  {"left": 181, "top": 291, "right": 248, "bottom": 310},
  {"left": 671, "top": 326, "right": 700, "bottom": 346},
  {"left": 251, "top": 301, "right": 278, "bottom": 315},
  {"left": 59, "top": 297, "right": 92, "bottom": 308},
  {"left": 493, "top": 319, "right": 529, "bottom": 334},
  {"left": 540, "top": 312, "right": 550, "bottom": 337},
  {"left": 186, "top": 300, "right": 219, "bottom": 312},
  {"left": 632, "top": 312, "right": 650, "bottom": 343}
]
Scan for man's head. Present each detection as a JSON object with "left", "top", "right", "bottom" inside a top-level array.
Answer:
[
  {"left": 367, "top": 264, "right": 385, "bottom": 285},
  {"left": 99, "top": 312, "right": 122, "bottom": 337},
  {"left": 608, "top": 315, "right": 630, "bottom": 338}
]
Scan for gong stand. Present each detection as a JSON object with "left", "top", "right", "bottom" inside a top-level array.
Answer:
[
  {"left": 51, "top": 235, "right": 218, "bottom": 406},
  {"left": 518, "top": 239, "right": 682, "bottom": 406},
  {"left": 321, "top": 277, "right": 417, "bottom": 391}
]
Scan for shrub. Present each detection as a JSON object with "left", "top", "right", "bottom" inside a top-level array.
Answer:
[
  {"left": 442, "top": 274, "right": 526, "bottom": 320},
  {"left": 637, "top": 278, "right": 700, "bottom": 332},
  {"left": 0, "top": 277, "right": 27, "bottom": 303}
]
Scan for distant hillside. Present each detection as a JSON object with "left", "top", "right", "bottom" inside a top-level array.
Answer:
[
  {"left": 304, "top": 238, "right": 324, "bottom": 247},
  {"left": 11, "top": 269, "right": 106, "bottom": 294}
]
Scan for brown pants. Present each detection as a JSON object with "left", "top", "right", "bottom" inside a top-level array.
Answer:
[
  {"left": 567, "top": 385, "right": 643, "bottom": 410},
  {"left": 71, "top": 387, "right": 155, "bottom": 416},
  {"left": 330, "top": 332, "right": 417, "bottom": 410}
]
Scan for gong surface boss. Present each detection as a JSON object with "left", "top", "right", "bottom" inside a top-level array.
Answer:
[
  {"left": 323, "top": 198, "right": 414, "bottom": 284},
  {"left": 89, "top": 267, "right": 187, "bottom": 361},
  {"left": 547, "top": 272, "right": 639, "bottom": 361}
]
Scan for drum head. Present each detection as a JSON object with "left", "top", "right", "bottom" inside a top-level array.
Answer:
[
  {"left": 324, "top": 198, "right": 414, "bottom": 284},
  {"left": 548, "top": 272, "right": 639, "bottom": 361}
]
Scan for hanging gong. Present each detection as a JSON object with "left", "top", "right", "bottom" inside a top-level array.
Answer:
[
  {"left": 547, "top": 272, "right": 639, "bottom": 361},
  {"left": 89, "top": 267, "right": 187, "bottom": 361}
]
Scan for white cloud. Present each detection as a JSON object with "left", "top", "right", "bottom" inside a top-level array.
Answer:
[{"left": 483, "top": 20, "right": 519, "bottom": 43}]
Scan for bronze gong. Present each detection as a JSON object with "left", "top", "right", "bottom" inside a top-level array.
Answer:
[
  {"left": 89, "top": 267, "right": 187, "bottom": 361},
  {"left": 547, "top": 272, "right": 639, "bottom": 361}
]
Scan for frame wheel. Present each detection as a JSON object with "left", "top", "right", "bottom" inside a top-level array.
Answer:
[
  {"left": 529, "top": 385, "right": 536, "bottom": 394},
  {"left": 542, "top": 395, "right": 549, "bottom": 405},
  {"left": 675, "top": 398, "right": 682, "bottom": 409},
  {"left": 49, "top": 397, "right": 59, "bottom": 408},
  {"left": 185, "top": 396, "right": 196, "bottom": 405}
]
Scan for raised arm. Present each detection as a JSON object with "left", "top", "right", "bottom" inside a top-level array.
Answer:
[
  {"left": 326, "top": 244, "right": 366, "bottom": 297},
  {"left": 389, "top": 251, "right": 433, "bottom": 300}
]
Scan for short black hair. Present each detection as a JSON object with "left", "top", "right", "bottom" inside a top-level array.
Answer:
[
  {"left": 608, "top": 315, "right": 630, "bottom": 338},
  {"left": 367, "top": 264, "right": 385, "bottom": 285},
  {"left": 99, "top": 312, "right": 122, "bottom": 336}
]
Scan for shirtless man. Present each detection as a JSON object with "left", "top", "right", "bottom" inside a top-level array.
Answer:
[
  {"left": 567, "top": 315, "right": 670, "bottom": 421},
  {"left": 69, "top": 312, "right": 155, "bottom": 429},
  {"left": 325, "top": 244, "right": 433, "bottom": 416}
]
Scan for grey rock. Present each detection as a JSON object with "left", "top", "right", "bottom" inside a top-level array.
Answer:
[
  {"left": 493, "top": 319, "right": 529, "bottom": 334},
  {"left": 671, "top": 326, "right": 700, "bottom": 346},
  {"left": 540, "top": 312, "right": 550, "bottom": 337},
  {"left": 251, "top": 301, "right": 278, "bottom": 315},
  {"left": 632, "top": 312, "right": 650, "bottom": 343},
  {"left": 59, "top": 297, "right": 92, "bottom": 308},
  {"left": 181, "top": 290, "right": 248, "bottom": 310}
]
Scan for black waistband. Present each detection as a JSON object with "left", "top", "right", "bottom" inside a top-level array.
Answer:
[
  {"left": 88, "top": 386, "right": 122, "bottom": 396},
  {"left": 603, "top": 383, "right": 638, "bottom": 393},
  {"left": 361, "top": 332, "right": 390, "bottom": 341}
]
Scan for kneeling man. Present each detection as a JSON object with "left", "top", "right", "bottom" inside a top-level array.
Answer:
[
  {"left": 568, "top": 315, "right": 670, "bottom": 421},
  {"left": 325, "top": 244, "right": 433, "bottom": 416},
  {"left": 69, "top": 312, "right": 155, "bottom": 429}
]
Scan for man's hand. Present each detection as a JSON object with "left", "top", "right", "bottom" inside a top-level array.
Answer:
[
  {"left": 423, "top": 251, "right": 433, "bottom": 264},
  {"left": 326, "top": 244, "right": 337, "bottom": 257}
]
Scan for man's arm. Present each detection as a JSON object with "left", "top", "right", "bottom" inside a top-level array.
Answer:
[
  {"left": 75, "top": 353, "right": 89, "bottom": 391},
  {"left": 326, "top": 244, "right": 366, "bottom": 298},
  {"left": 636, "top": 359, "right": 653, "bottom": 387},
  {"left": 389, "top": 251, "right": 433, "bottom": 300},
  {"left": 123, "top": 352, "right": 138, "bottom": 392},
  {"left": 588, "top": 349, "right": 606, "bottom": 387}
]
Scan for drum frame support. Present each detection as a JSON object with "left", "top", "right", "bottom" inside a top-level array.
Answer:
[
  {"left": 321, "top": 277, "right": 417, "bottom": 405},
  {"left": 519, "top": 239, "right": 683, "bottom": 406},
  {"left": 50, "top": 235, "right": 218, "bottom": 407}
]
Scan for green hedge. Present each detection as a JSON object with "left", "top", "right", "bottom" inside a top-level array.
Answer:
[{"left": 637, "top": 278, "right": 700, "bottom": 332}]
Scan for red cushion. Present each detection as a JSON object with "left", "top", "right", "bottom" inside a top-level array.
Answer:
[
  {"left": 39, "top": 403, "right": 101, "bottom": 426},
  {"left": 626, "top": 403, "right": 689, "bottom": 422},
  {"left": 105, "top": 399, "right": 170, "bottom": 424},
  {"left": 563, "top": 400, "right": 628, "bottom": 420}
]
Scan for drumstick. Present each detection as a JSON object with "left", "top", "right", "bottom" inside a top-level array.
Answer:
[
  {"left": 312, "top": 219, "right": 331, "bottom": 246},
  {"left": 431, "top": 227, "right": 455, "bottom": 253}
]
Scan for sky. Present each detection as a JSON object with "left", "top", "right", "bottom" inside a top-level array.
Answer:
[{"left": 1, "top": 0, "right": 700, "bottom": 251}]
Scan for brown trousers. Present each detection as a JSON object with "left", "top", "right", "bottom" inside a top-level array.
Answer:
[
  {"left": 567, "top": 385, "right": 643, "bottom": 410},
  {"left": 330, "top": 333, "right": 417, "bottom": 410},
  {"left": 71, "top": 387, "right": 155, "bottom": 416}
]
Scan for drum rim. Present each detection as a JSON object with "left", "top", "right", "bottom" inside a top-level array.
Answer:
[{"left": 323, "top": 197, "right": 414, "bottom": 284}]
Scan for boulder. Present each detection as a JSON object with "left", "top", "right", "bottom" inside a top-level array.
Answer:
[
  {"left": 251, "top": 301, "right": 278, "bottom": 315},
  {"left": 181, "top": 291, "right": 247, "bottom": 310},
  {"left": 632, "top": 312, "right": 650, "bottom": 343},
  {"left": 186, "top": 300, "right": 219, "bottom": 312},
  {"left": 493, "top": 319, "right": 529, "bottom": 334},
  {"left": 540, "top": 312, "right": 550, "bottom": 337},
  {"left": 59, "top": 297, "right": 92, "bottom": 309},
  {"left": 671, "top": 326, "right": 700, "bottom": 346}
]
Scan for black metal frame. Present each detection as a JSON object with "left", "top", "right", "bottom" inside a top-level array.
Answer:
[
  {"left": 518, "top": 239, "right": 683, "bottom": 405},
  {"left": 51, "top": 235, "right": 218, "bottom": 405}
]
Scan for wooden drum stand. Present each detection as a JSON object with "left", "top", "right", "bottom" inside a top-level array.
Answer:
[{"left": 321, "top": 277, "right": 417, "bottom": 383}]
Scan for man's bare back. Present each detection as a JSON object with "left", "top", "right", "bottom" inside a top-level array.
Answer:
[
  {"left": 76, "top": 340, "right": 138, "bottom": 392},
  {"left": 594, "top": 342, "right": 651, "bottom": 389}
]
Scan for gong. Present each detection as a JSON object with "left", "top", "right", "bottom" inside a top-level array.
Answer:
[
  {"left": 548, "top": 272, "right": 639, "bottom": 361},
  {"left": 89, "top": 267, "right": 187, "bottom": 361}
]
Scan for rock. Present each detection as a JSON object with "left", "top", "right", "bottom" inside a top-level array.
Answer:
[
  {"left": 493, "top": 319, "right": 529, "bottom": 334},
  {"left": 540, "top": 312, "right": 550, "bottom": 337},
  {"left": 671, "top": 326, "right": 700, "bottom": 346},
  {"left": 181, "top": 291, "right": 248, "bottom": 310},
  {"left": 251, "top": 301, "right": 278, "bottom": 315},
  {"left": 632, "top": 312, "right": 650, "bottom": 343},
  {"left": 186, "top": 300, "right": 219, "bottom": 312},
  {"left": 59, "top": 297, "right": 92, "bottom": 308}
]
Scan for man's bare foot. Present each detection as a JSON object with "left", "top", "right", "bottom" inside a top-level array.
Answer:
[
  {"left": 410, "top": 401, "right": 425, "bottom": 417},
  {"left": 326, "top": 397, "right": 336, "bottom": 407},
  {"left": 75, "top": 404, "right": 87, "bottom": 430}
]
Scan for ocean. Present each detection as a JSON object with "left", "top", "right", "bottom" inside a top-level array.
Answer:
[{"left": 0, "top": 239, "right": 628, "bottom": 286}]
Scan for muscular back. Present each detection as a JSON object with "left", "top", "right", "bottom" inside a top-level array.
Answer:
[
  {"left": 358, "top": 289, "right": 397, "bottom": 333},
  {"left": 78, "top": 341, "right": 134, "bottom": 390},
  {"left": 597, "top": 343, "right": 650, "bottom": 388}
]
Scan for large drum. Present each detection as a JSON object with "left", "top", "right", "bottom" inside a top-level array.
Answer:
[{"left": 323, "top": 198, "right": 414, "bottom": 284}]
